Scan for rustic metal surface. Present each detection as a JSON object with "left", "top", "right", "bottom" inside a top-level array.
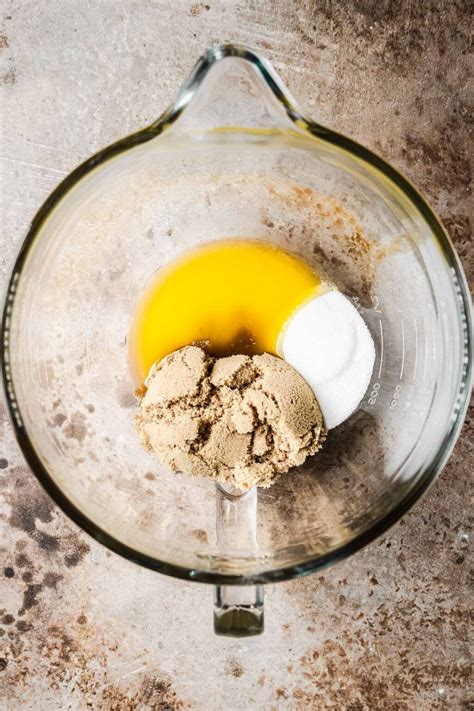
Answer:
[{"left": 1, "top": 2, "right": 472, "bottom": 709}]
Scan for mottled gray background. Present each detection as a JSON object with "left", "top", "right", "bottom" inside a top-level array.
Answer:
[{"left": 0, "top": 2, "right": 472, "bottom": 709}]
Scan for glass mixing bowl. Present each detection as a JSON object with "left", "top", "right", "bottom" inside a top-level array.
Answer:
[{"left": 2, "top": 45, "right": 472, "bottom": 636}]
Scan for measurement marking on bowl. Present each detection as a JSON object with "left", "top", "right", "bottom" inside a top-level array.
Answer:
[
  {"left": 390, "top": 383, "right": 402, "bottom": 411},
  {"left": 378, "top": 319, "right": 384, "bottom": 380},
  {"left": 400, "top": 318, "right": 405, "bottom": 380},
  {"left": 423, "top": 329, "right": 429, "bottom": 381},
  {"left": 404, "top": 382, "right": 415, "bottom": 412},
  {"left": 413, "top": 317, "right": 418, "bottom": 381},
  {"left": 372, "top": 295, "right": 382, "bottom": 314}
]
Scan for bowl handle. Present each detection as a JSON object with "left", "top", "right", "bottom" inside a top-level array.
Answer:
[
  {"left": 213, "top": 484, "right": 264, "bottom": 636},
  {"left": 214, "top": 583, "right": 264, "bottom": 637}
]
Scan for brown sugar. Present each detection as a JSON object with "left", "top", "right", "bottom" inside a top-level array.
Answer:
[{"left": 136, "top": 346, "right": 326, "bottom": 491}]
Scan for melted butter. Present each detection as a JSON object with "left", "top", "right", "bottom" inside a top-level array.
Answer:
[{"left": 129, "top": 239, "right": 320, "bottom": 382}]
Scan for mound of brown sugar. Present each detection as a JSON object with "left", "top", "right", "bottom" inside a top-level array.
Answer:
[{"left": 136, "top": 346, "right": 326, "bottom": 491}]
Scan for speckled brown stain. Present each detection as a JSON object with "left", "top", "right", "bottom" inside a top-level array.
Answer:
[
  {"left": 6, "top": 465, "right": 90, "bottom": 562},
  {"left": 2, "top": 608, "right": 188, "bottom": 709},
  {"left": 284, "top": 1, "right": 473, "bottom": 292},
  {"left": 1, "top": 0, "right": 472, "bottom": 708},
  {"left": 276, "top": 408, "right": 472, "bottom": 709}
]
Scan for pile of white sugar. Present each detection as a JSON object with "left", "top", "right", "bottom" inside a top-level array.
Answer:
[{"left": 281, "top": 290, "right": 375, "bottom": 429}]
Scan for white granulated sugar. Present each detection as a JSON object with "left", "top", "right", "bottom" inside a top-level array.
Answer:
[{"left": 281, "top": 290, "right": 375, "bottom": 429}]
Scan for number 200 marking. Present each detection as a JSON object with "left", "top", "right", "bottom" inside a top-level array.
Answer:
[{"left": 368, "top": 382, "right": 380, "bottom": 406}]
